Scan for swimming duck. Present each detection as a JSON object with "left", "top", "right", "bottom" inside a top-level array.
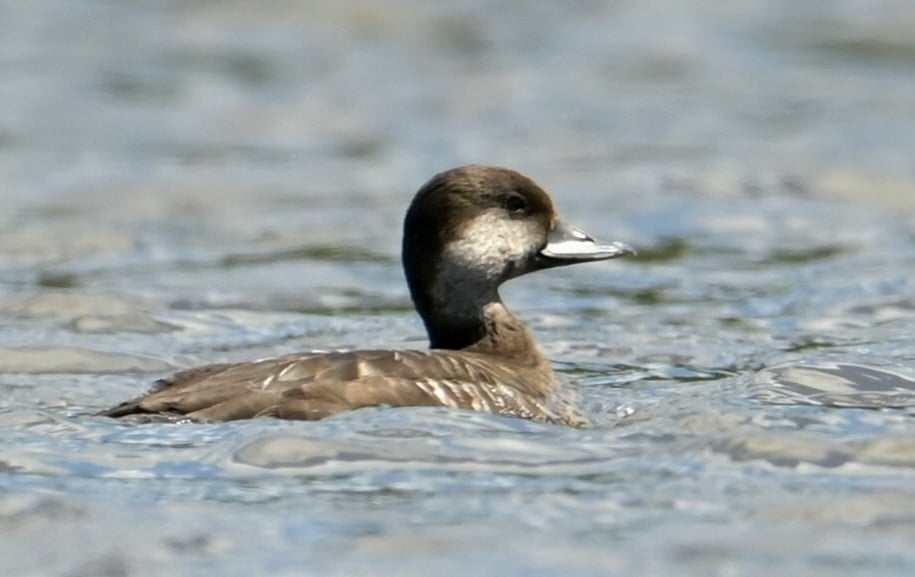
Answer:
[{"left": 101, "top": 166, "right": 633, "bottom": 426}]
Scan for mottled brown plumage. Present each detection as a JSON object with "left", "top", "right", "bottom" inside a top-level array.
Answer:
[
  {"left": 101, "top": 166, "right": 633, "bottom": 426},
  {"left": 102, "top": 347, "right": 580, "bottom": 424}
]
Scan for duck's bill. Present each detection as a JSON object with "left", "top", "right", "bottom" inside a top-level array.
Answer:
[{"left": 539, "top": 220, "right": 635, "bottom": 262}]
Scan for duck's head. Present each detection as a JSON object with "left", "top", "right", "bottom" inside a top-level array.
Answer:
[{"left": 402, "top": 165, "right": 633, "bottom": 349}]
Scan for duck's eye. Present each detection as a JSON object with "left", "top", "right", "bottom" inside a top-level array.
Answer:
[{"left": 505, "top": 194, "right": 528, "bottom": 215}]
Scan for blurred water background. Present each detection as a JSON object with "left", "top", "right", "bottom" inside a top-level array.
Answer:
[{"left": 2, "top": 1, "right": 915, "bottom": 575}]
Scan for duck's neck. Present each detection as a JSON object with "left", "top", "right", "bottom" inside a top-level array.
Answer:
[
  {"left": 424, "top": 298, "right": 545, "bottom": 364},
  {"left": 406, "top": 254, "right": 545, "bottom": 362}
]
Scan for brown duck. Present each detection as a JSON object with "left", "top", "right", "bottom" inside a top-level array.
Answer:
[{"left": 101, "top": 166, "right": 633, "bottom": 426}]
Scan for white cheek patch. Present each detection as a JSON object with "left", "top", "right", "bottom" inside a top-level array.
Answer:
[
  {"left": 443, "top": 211, "right": 539, "bottom": 280},
  {"left": 432, "top": 211, "right": 540, "bottom": 320}
]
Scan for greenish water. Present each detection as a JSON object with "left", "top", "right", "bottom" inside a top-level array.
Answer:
[{"left": 2, "top": 1, "right": 915, "bottom": 576}]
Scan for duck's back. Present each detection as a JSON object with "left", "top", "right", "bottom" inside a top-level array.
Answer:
[{"left": 101, "top": 349, "right": 585, "bottom": 425}]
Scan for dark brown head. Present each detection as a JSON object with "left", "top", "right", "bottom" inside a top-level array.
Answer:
[{"left": 402, "top": 165, "right": 633, "bottom": 349}]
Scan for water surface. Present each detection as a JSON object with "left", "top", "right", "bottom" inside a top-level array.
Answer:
[{"left": 2, "top": 1, "right": 915, "bottom": 576}]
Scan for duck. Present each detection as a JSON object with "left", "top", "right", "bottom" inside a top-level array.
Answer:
[{"left": 101, "top": 165, "right": 633, "bottom": 426}]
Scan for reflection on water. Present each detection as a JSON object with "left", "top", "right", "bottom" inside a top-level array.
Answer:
[
  {"left": 2, "top": 1, "right": 915, "bottom": 576},
  {"left": 755, "top": 363, "right": 915, "bottom": 409}
]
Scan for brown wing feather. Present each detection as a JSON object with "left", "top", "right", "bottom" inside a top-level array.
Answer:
[{"left": 100, "top": 349, "right": 571, "bottom": 423}]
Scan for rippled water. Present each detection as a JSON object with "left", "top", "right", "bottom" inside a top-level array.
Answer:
[{"left": 2, "top": 1, "right": 915, "bottom": 575}]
